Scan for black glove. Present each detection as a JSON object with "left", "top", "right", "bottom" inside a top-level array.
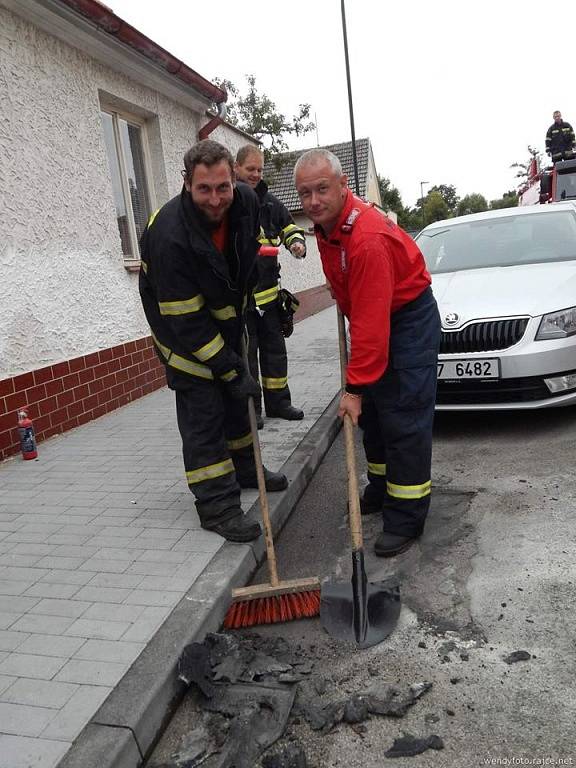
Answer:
[
  {"left": 225, "top": 368, "right": 261, "bottom": 400},
  {"left": 278, "top": 288, "right": 299, "bottom": 338}
]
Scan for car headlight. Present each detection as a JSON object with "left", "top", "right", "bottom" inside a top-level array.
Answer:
[{"left": 536, "top": 306, "right": 576, "bottom": 340}]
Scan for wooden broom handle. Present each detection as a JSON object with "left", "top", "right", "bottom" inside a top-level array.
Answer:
[
  {"left": 242, "top": 337, "right": 279, "bottom": 586},
  {"left": 337, "top": 309, "right": 364, "bottom": 553}
]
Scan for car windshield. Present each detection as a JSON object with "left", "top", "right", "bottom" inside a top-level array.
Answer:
[{"left": 416, "top": 211, "right": 576, "bottom": 273}]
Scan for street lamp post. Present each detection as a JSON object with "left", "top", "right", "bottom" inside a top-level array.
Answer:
[{"left": 420, "top": 180, "right": 429, "bottom": 229}]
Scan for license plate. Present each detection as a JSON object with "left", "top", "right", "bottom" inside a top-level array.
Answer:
[{"left": 437, "top": 358, "right": 500, "bottom": 380}]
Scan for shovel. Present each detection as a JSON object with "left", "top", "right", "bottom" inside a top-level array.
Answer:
[{"left": 319, "top": 309, "right": 401, "bottom": 648}]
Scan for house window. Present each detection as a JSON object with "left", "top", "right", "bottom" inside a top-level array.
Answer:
[{"left": 100, "top": 108, "right": 153, "bottom": 261}]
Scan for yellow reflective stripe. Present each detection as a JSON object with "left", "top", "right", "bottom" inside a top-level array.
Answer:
[
  {"left": 282, "top": 224, "right": 303, "bottom": 246},
  {"left": 169, "top": 353, "right": 213, "bottom": 380},
  {"left": 227, "top": 432, "right": 253, "bottom": 451},
  {"left": 151, "top": 331, "right": 214, "bottom": 380},
  {"left": 284, "top": 232, "right": 304, "bottom": 247},
  {"left": 159, "top": 295, "right": 205, "bottom": 316},
  {"left": 387, "top": 480, "right": 431, "bottom": 500},
  {"left": 258, "top": 234, "right": 281, "bottom": 246},
  {"left": 141, "top": 260, "right": 148, "bottom": 274},
  {"left": 262, "top": 376, "right": 287, "bottom": 390},
  {"left": 367, "top": 462, "right": 387, "bottom": 477},
  {"left": 186, "top": 459, "right": 234, "bottom": 485},
  {"left": 210, "top": 305, "right": 236, "bottom": 321},
  {"left": 147, "top": 208, "right": 160, "bottom": 228},
  {"left": 254, "top": 286, "right": 279, "bottom": 306},
  {"left": 221, "top": 369, "right": 237, "bottom": 382},
  {"left": 193, "top": 333, "right": 224, "bottom": 362},
  {"left": 150, "top": 331, "right": 171, "bottom": 360}
]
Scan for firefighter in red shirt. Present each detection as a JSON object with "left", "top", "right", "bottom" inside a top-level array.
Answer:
[{"left": 294, "top": 149, "right": 441, "bottom": 557}]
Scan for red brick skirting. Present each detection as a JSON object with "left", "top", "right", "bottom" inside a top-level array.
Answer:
[
  {"left": 293, "top": 284, "right": 334, "bottom": 323},
  {"left": 0, "top": 286, "right": 333, "bottom": 462},
  {"left": 0, "top": 338, "right": 165, "bottom": 461}
]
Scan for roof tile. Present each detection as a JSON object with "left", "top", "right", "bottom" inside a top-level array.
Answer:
[{"left": 264, "top": 138, "right": 371, "bottom": 212}]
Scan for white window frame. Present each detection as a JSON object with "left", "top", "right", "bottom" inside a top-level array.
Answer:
[{"left": 101, "top": 104, "right": 156, "bottom": 269}]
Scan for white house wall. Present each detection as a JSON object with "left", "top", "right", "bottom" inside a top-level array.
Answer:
[
  {"left": 277, "top": 215, "right": 326, "bottom": 294},
  {"left": 0, "top": 6, "right": 250, "bottom": 378}
]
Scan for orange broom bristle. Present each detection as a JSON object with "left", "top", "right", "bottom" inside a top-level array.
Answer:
[{"left": 223, "top": 589, "right": 321, "bottom": 629}]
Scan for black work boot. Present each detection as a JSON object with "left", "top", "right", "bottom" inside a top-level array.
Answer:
[
  {"left": 205, "top": 511, "right": 261, "bottom": 542},
  {"left": 266, "top": 405, "right": 304, "bottom": 421},
  {"left": 374, "top": 531, "right": 419, "bottom": 558},
  {"left": 238, "top": 467, "right": 288, "bottom": 492}
]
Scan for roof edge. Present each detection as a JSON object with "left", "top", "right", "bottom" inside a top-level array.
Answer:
[
  {"left": 204, "top": 110, "right": 262, "bottom": 143},
  {"left": 56, "top": 0, "right": 226, "bottom": 104}
]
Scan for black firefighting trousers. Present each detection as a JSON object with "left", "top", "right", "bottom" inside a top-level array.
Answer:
[
  {"left": 552, "top": 150, "right": 576, "bottom": 163},
  {"left": 246, "top": 305, "right": 292, "bottom": 415},
  {"left": 358, "top": 287, "right": 441, "bottom": 538},
  {"left": 175, "top": 381, "right": 257, "bottom": 529}
]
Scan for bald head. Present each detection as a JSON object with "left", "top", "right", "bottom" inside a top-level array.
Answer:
[
  {"left": 293, "top": 149, "right": 343, "bottom": 181},
  {"left": 294, "top": 149, "right": 348, "bottom": 234}
]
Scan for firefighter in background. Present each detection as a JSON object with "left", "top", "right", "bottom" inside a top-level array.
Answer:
[
  {"left": 235, "top": 145, "right": 306, "bottom": 428},
  {"left": 546, "top": 111, "right": 576, "bottom": 163},
  {"left": 139, "top": 140, "right": 287, "bottom": 543},
  {"left": 294, "top": 149, "right": 441, "bottom": 558}
]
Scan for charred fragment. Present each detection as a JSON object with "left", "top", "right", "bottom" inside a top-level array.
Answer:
[{"left": 384, "top": 733, "right": 445, "bottom": 758}]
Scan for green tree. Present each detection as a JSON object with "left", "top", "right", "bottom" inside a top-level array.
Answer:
[
  {"left": 377, "top": 175, "right": 422, "bottom": 231},
  {"left": 423, "top": 191, "right": 450, "bottom": 225},
  {"left": 510, "top": 145, "right": 542, "bottom": 186},
  {"left": 398, "top": 208, "right": 423, "bottom": 232},
  {"left": 429, "top": 184, "right": 459, "bottom": 214},
  {"left": 457, "top": 193, "right": 488, "bottom": 216},
  {"left": 214, "top": 75, "right": 314, "bottom": 159},
  {"left": 377, "top": 175, "right": 403, "bottom": 214},
  {"left": 490, "top": 190, "right": 518, "bottom": 210}
]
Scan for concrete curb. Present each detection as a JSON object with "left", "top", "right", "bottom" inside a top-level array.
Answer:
[{"left": 58, "top": 393, "right": 341, "bottom": 768}]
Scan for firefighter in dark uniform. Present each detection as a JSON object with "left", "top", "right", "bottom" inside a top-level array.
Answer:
[
  {"left": 295, "top": 148, "right": 441, "bottom": 558},
  {"left": 139, "top": 140, "right": 287, "bottom": 543},
  {"left": 235, "top": 146, "right": 306, "bottom": 427},
  {"left": 546, "top": 111, "right": 576, "bottom": 163}
]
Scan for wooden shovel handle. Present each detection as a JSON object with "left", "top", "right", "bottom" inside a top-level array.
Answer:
[{"left": 337, "top": 309, "right": 364, "bottom": 552}]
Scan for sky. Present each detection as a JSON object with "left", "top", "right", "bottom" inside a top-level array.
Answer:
[{"left": 108, "top": 0, "right": 566, "bottom": 207}]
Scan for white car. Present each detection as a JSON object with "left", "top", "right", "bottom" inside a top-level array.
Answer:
[{"left": 415, "top": 203, "right": 576, "bottom": 410}]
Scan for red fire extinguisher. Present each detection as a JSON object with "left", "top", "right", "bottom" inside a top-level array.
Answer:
[{"left": 17, "top": 410, "right": 38, "bottom": 460}]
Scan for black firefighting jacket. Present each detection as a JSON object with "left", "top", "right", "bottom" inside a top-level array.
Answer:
[
  {"left": 139, "top": 183, "right": 260, "bottom": 390},
  {"left": 546, "top": 120, "right": 575, "bottom": 160},
  {"left": 252, "top": 180, "right": 306, "bottom": 311}
]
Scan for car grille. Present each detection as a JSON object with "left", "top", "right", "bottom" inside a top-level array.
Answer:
[
  {"left": 437, "top": 376, "right": 550, "bottom": 405},
  {"left": 440, "top": 318, "right": 529, "bottom": 354}
]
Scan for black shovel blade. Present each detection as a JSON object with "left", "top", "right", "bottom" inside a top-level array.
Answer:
[{"left": 320, "top": 551, "right": 401, "bottom": 649}]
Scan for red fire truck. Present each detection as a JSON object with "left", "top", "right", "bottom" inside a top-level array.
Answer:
[{"left": 519, "top": 155, "right": 576, "bottom": 205}]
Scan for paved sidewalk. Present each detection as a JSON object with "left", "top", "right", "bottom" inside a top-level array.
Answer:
[{"left": 0, "top": 306, "right": 340, "bottom": 768}]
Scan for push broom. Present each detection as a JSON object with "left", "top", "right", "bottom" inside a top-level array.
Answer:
[{"left": 224, "top": 250, "right": 321, "bottom": 629}]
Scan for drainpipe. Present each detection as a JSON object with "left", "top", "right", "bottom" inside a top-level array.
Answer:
[{"left": 198, "top": 100, "right": 228, "bottom": 140}]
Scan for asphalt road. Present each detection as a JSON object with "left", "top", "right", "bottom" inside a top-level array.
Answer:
[{"left": 148, "top": 406, "right": 576, "bottom": 767}]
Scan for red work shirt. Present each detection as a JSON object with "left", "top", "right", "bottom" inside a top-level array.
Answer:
[
  {"left": 315, "top": 190, "right": 431, "bottom": 389},
  {"left": 210, "top": 216, "right": 229, "bottom": 253}
]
